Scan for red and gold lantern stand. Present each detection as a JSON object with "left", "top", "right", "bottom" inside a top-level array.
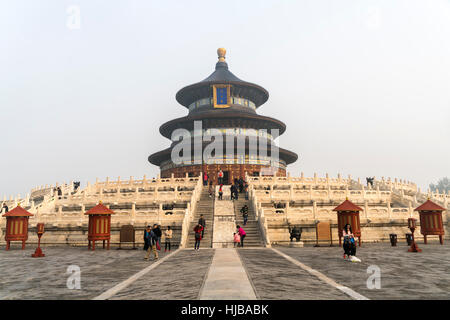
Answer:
[
  {"left": 333, "top": 198, "right": 363, "bottom": 246},
  {"left": 407, "top": 218, "right": 422, "bottom": 252},
  {"left": 32, "top": 223, "right": 45, "bottom": 257},
  {"left": 2, "top": 204, "right": 33, "bottom": 250},
  {"left": 414, "top": 199, "right": 446, "bottom": 245},
  {"left": 85, "top": 202, "right": 115, "bottom": 250}
]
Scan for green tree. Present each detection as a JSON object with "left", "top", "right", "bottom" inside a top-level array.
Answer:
[{"left": 429, "top": 177, "right": 450, "bottom": 193}]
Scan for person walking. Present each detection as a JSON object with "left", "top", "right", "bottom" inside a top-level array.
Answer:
[
  {"left": 218, "top": 184, "right": 223, "bottom": 200},
  {"left": 153, "top": 224, "right": 162, "bottom": 250},
  {"left": 240, "top": 205, "right": 249, "bottom": 226},
  {"left": 237, "top": 225, "right": 246, "bottom": 248},
  {"left": 143, "top": 225, "right": 151, "bottom": 251},
  {"left": 233, "top": 232, "right": 241, "bottom": 248},
  {"left": 218, "top": 170, "right": 223, "bottom": 185},
  {"left": 203, "top": 172, "right": 208, "bottom": 186},
  {"left": 238, "top": 177, "right": 244, "bottom": 193},
  {"left": 144, "top": 226, "right": 158, "bottom": 260},
  {"left": 342, "top": 223, "right": 360, "bottom": 262},
  {"left": 208, "top": 181, "right": 214, "bottom": 198},
  {"left": 198, "top": 214, "right": 206, "bottom": 239},
  {"left": 164, "top": 226, "right": 173, "bottom": 252},
  {"left": 230, "top": 184, "right": 236, "bottom": 200},
  {"left": 193, "top": 223, "right": 203, "bottom": 251}
]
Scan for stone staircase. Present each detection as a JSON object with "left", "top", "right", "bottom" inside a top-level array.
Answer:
[
  {"left": 233, "top": 197, "right": 264, "bottom": 247},
  {"left": 186, "top": 187, "right": 214, "bottom": 248}
]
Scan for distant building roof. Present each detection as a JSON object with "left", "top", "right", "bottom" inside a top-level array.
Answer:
[
  {"left": 85, "top": 203, "right": 115, "bottom": 215},
  {"left": 2, "top": 205, "right": 34, "bottom": 217},
  {"left": 333, "top": 199, "right": 363, "bottom": 212},
  {"left": 414, "top": 199, "right": 446, "bottom": 212}
]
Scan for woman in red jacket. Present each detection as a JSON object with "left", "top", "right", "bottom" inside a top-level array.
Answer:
[{"left": 194, "top": 223, "right": 204, "bottom": 251}]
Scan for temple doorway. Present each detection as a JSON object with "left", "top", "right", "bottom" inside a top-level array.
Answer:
[{"left": 222, "top": 171, "right": 230, "bottom": 185}]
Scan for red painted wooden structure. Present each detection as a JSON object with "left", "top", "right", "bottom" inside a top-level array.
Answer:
[
  {"left": 85, "top": 202, "right": 115, "bottom": 250},
  {"left": 2, "top": 204, "right": 34, "bottom": 250},
  {"left": 333, "top": 198, "right": 363, "bottom": 246},
  {"left": 414, "top": 199, "right": 446, "bottom": 245}
]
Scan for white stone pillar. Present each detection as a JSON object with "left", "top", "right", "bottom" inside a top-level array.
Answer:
[
  {"left": 131, "top": 202, "right": 136, "bottom": 223},
  {"left": 364, "top": 200, "right": 369, "bottom": 220},
  {"left": 313, "top": 200, "right": 317, "bottom": 220},
  {"left": 387, "top": 200, "right": 392, "bottom": 220}
]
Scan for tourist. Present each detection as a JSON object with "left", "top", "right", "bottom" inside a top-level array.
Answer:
[
  {"left": 244, "top": 183, "right": 249, "bottom": 200},
  {"left": 218, "top": 184, "right": 223, "bottom": 200},
  {"left": 57, "top": 187, "right": 62, "bottom": 199},
  {"left": 218, "top": 170, "right": 223, "bottom": 185},
  {"left": 230, "top": 184, "right": 236, "bottom": 200},
  {"left": 143, "top": 225, "right": 151, "bottom": 251},
  {"left": 164, "top": 226, "right": 172, "bottom": 252},
  {"left": 203, "top": 172, "right": 208, "bottom": 186},
  {"left": 233, "top": 232, "right": 241, "bottom": 248},
  {"left": 342, "top": 223, "right": 361, "bottom": 262},
  {"left": 198, "top": 214, "right": 206, "bottom": 238},
  {"left": 1, "top": 202, "right": 8, "bottom": 214},
  {"left": 208, "top": 180, "right": 214, "bottom": 198},
  {"left": 153, "top": 224, "right": 162, "bottom": 250},
  {"left": 236, "top": 225, "right": 246, "bottom": 248},
  {"left": 193, "top": 223, "right": 203, "bottom": 251},
  {"left": 144, "top": 225, "right": 158, "bottom": 260},
  {"left": 240, "top": 205, "right": 249, "bottom": 225},
  {"left": 238, "top": 177, "right": 244, "bottom": 193}
]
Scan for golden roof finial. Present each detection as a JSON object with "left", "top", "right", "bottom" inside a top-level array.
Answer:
[
  {"left": 345, "top": 197, "right": 349, "bottom": 201},
  {"left": 217, "top": 48, "right": 226, "bottom": 62},
  {"left": 99, "top": 200, "right": 103, "bottom": 205}
]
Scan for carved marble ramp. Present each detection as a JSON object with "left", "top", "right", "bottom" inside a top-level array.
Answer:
[{"left": 199, "top": 248, "right": 257, "bottom": 300}]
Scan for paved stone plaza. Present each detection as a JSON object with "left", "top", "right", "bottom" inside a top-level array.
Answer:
[{"left": 0, "top": 243, "right": 449, "bottom": 300}]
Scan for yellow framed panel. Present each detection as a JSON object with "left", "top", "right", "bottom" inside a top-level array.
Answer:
[{"left": 212, "top": 84, "right": 231, "bottom": 108}]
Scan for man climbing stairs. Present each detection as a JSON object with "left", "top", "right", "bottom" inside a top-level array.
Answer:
[
  {"left": 233, "top": 198, "right": 264, "bottom": 247},
  {"left": 186, "top": 187, "right": 214, "bottom": 248}
]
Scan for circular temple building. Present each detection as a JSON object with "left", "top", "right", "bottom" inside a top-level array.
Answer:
[{"left": 149, "top": 48, "right": 298, "bottom": 184}]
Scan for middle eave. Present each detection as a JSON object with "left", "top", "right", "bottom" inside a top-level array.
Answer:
[{"left": 159, "top": 111, "right": 287, "bottom": 139}]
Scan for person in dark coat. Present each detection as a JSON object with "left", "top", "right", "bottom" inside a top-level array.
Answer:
[
  {"left": 238, "top": 177, "right": 244, "bottom": 193},
  {"left": 230, "top": 185, "right": 236, "bottom": 200},
  {"left": 2, "top": 203, "right": 8, "bottom": 213},
  {"left": 240, "top": 205, "right": 249, "bottom": 225},
  {"left": 152, "top": 224, "right": 162, "bottom": 249},
  {"left": 143, "top": 225, "right": 151, "bottom": 251},
  {"left": 193, "top": 224, "right": 204, "bottom": 251},
  {"left": 198, "top": 214, "right": 206, "bottom": 238}
]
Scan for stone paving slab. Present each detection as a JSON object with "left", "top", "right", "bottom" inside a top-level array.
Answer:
[
  {"left": 199, "top": 248, "right": 256, "bottom": 300},
  {"left": 277, "top": 242, "right": 450, "bottom": 300},
  {"left": 110, "top": 249, "right": 215, "bottom": 300},
  {"left": 0, "top": 246, "right": 168, "bottom": 300},
  {"left": 238, "top": 249, "right": 349, "bottom": 300}
]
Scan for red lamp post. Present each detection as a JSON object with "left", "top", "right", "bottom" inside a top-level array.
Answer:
[
  {"left": 407, "top": 218, "right": 422, "bottom": 253},
  {"left": 32, "top": 223, "right": 45, "bottom": 257}
]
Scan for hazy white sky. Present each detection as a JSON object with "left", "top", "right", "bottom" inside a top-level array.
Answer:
[{"left": 1, "top": 0, "right": 449, "bottom": 198}]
